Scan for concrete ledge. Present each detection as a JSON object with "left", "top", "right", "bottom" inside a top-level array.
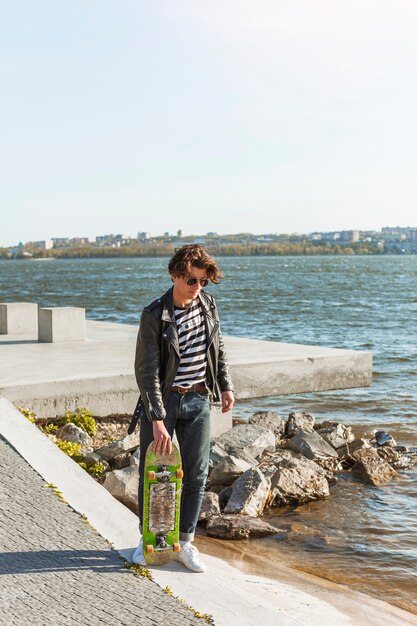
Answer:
[
  {"left": 0, "top": 319, "right": 371, "bottom": 433},
  {"left": 38, "top": 307, "right": 85, "bottom": 343},
  {"left": 226, "top": 336, "right": 372, "bottom": 398},
  {"left": 0, "top": 320, "right": 371, "bottom": 440},
  {"left": 0, "top": 302, "right": 38, "bottom": 335},
  {"left": 1, "top": 397, "right": 414, "bottom": 626}
]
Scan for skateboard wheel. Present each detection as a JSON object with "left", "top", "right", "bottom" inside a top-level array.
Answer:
[
  {"left": 173, "top": 543, "right": 181, "bottom": 553},
  {"left": 148, "top": 470, "right": 156, "bottom": 480},
  {"left": 146, "top": 544, "right": 154, "bottom": 554},
  {"left": 176, "top": 469, "right": 183, "bottom": 479}
]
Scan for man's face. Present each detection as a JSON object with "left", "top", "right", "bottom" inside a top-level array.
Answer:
[{"left": 171, "top": 265, "right": 208, "bottom": 304}]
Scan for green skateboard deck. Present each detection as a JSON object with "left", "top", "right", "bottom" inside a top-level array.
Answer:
[{"left": 142, "top": 441, "right": 183, "bottom": 565}]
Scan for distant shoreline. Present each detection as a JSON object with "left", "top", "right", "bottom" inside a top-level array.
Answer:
[
  {"left": 2, "top": 238, "right": 417, "bottom": 260},
  {"left": 1, "top": 250, "right": 416, "bottom": 260}
]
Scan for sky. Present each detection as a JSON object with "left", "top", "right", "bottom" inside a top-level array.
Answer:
[{"left": 2, "top": 1, "right": 417, "bottom": 246}]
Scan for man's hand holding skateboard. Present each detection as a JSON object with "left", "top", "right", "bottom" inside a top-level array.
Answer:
[{"left": 152, "top": 420, "right": 172, "bottom": 455}]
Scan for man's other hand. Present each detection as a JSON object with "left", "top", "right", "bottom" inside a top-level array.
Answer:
[
  {"left": 152, "top": 420, "right": 172, "bottom": 455},
  {"left": 221, "top": 390, "right": 235, "bottom": 413}
]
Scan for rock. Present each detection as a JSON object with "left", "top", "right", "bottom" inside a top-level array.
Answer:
[
  {"left": 351, "top": 448, "right": 397, "bottom": 486},
  {"left": 371, "top": 431, "right": 397, "bottom": 448},
  {"left": 285, "top": 522, "right": 343, "bottom": 548},
  {"left": 394, "top": 456, "right": 416, "bottom": 470},
  {"left": 249, "top": 411, "right": 286, "bottom": 445},
  {"left": 95, "top": 433, "right": 139, "bottom": 462},
  {"left": 198, "top": 492, "right": 220, "bottom": 521},
  {"left": 316, "top": 423, "right": 355, "bottom": 450},
  {"left": 337, "top": 438, "right": 370, "bottom": 458},
  {"left": 377, "top": 447, "right": 400, "bottom": 465},
  {"left": 209, "top": 442, "right": 229, "bottom": 467},
  {"left": 129, "top": 448, "right": 140, "bottom": 467},
  {"left": 225, "top": 447, "right": 259, "bottom": 466},
  {"left": 209, "top": 441, "right": 258, "bottom": 469},
  {"left": 287, "top": 429, "right": 338, "bottom": 460},
  {"left": 103, "top": 465, "right": 138, "bottom": 511},
  {"left": 55, "top": 423, "right": 93, "bottom": 452},
  {"left": 209, "top": 455, "right": 252, "bottom": 486},
  {"left": 218, "top": 485, "right": 233, "bottom": 510},
  {"left": 402, "top": 447, "right": 417, "bottom": 466},
  {"left": 285, "top": 412, "right": 315, "bottom": 437},
  {"left": 80, "top": 452, "right": 109, "bottom": 472},
  {"left": 206, "top": 484, "right": 228, "bottom": 495},
  {"left": 215, "top": 424, "right": 275, "bottom": 459},
  {"left": 261, "top": 446, "right": 340, "bottom": 484},
  {"left": 314, "top": 420, "right": 339, "bottom": 430},
  {"left": 224, "top": 468, "right": 271, "bottom": 516},
  {"left": 206, "top": 514, "right": 278, "bottom": 539},
  {"left": 258, "top": 447, "right": 304, "bottom": 478},
  {"left": 270, "top": 456, "right": 330, "bottom": 506},
  {"left": 112, "top": 451, "right": 132, "bottom": 470},
  {"left": 377, "top": 447, "right": 414, "bottom": 470},
  {"left": 313, "top": 456, "right": 342, "bottom": 482}
]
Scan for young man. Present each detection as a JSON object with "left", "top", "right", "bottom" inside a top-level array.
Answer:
[{"left": 132, "top": 244, "right": 234, "bottom": 572}]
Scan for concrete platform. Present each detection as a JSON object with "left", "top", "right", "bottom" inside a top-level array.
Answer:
[
  {"left": 0, "top": 320, "right": 371, "bottom": 422},
  {"left": 1, "top": 398, "right": 415, "bottom": 626}
]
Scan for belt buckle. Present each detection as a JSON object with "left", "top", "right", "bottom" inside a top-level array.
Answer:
[{"left": 178, "top": 387, "right": 188, "bottom": 395}]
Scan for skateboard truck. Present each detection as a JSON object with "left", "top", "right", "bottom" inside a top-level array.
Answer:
[
  {"left": 156, "top": 534, "right": 168, "bottom": 549},
  {"left": 147, "top": 466, "right": 184, "bottom": 482}
]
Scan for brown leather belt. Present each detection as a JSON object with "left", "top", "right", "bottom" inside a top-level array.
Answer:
[{"left": 171, "top": 383, "right": 208, "bottom": 395}]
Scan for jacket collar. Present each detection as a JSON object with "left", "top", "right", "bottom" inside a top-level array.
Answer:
[{"left": 161, "top": 287, "right": 175, "bottom": 323}]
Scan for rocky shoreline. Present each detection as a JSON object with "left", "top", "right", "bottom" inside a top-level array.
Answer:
[{"left": 34, "top": 409, "right": 417, "bottom": 541}]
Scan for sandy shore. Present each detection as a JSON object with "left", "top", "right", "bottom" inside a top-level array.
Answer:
[{"left": 194, "top": 534, "right": 417, "bottom": 623}]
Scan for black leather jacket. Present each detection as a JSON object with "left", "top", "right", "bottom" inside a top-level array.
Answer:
[{"left": 133, "top": 287, "right": 234, "bottom": 423}]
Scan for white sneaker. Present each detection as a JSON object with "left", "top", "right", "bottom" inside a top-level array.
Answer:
[
  {"left": 175, "top": 542, "right": 207, "bottom": 573},
  {"left": 132, "top": 540, "right": 147, "bottom": 566}
]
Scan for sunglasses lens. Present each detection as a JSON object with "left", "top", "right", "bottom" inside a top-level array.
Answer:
[{"left": 186, "top": 277, "right": 209, "bottom": 287}]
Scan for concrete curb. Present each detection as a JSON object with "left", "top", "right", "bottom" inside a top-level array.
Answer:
[{"left": 1, "top": 397, "right": 416, "bottom": 626}]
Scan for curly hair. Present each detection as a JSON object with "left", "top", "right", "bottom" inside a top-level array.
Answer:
[{"left": 168, "top": 244, "right": 223, "bottom": 284}]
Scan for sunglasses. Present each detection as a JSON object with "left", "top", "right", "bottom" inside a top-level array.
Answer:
[{"left": 186, "top": 277, "right": 209, "bottom": 287}]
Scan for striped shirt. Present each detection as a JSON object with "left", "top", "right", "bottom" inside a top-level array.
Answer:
[{"left": 172, "top": 298, "right": 207, "bottom": 387}]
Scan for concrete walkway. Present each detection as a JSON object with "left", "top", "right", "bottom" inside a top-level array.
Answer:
[
  {"left": 1, "top": 398, "right": 416, "bottom": 626},
  {"left": 0, "top": 435, "right": 201, "bottom": 626}
]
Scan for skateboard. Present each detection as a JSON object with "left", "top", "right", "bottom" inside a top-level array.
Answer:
[{"left": 142, "top": 441, "right": 183, "bottom": 565}]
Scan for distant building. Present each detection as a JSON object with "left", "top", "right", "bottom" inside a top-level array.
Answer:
[
  {"left": 177, "top": 229, "right": 183, "bottom": 238},
  {"left": 137, "top": 232, "right": 151, "bottom": 242},
  {"left": 309, "top": 232, "right": 322, "bottom": 241},
  {"left": 32, "top": 240, "right": 54, "bottom": 250},
  {"left": 114, "top": 234, "right": 132, "bottom": 245},
  {"left": 96, "top": 235, "right": 113, "bottom": 246},
  {"left": 340, "top": 230, "right": 359, "bottom": 243},
  {"left": 321, "top": 232, "right": 340, "bottom": 241},
  {"left": 71, "top": 237, "right": 89, "bottom": 246},
  {"left": 382, "top": 226, "right": 410, "bottom": 236},
  {"left": 52, "top": 237, "right": 70, "bottom": 248}
]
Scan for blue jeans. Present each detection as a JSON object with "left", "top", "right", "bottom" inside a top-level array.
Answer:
[{"left": 138, "top": 391, "right": 211, "bottom": 542}]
